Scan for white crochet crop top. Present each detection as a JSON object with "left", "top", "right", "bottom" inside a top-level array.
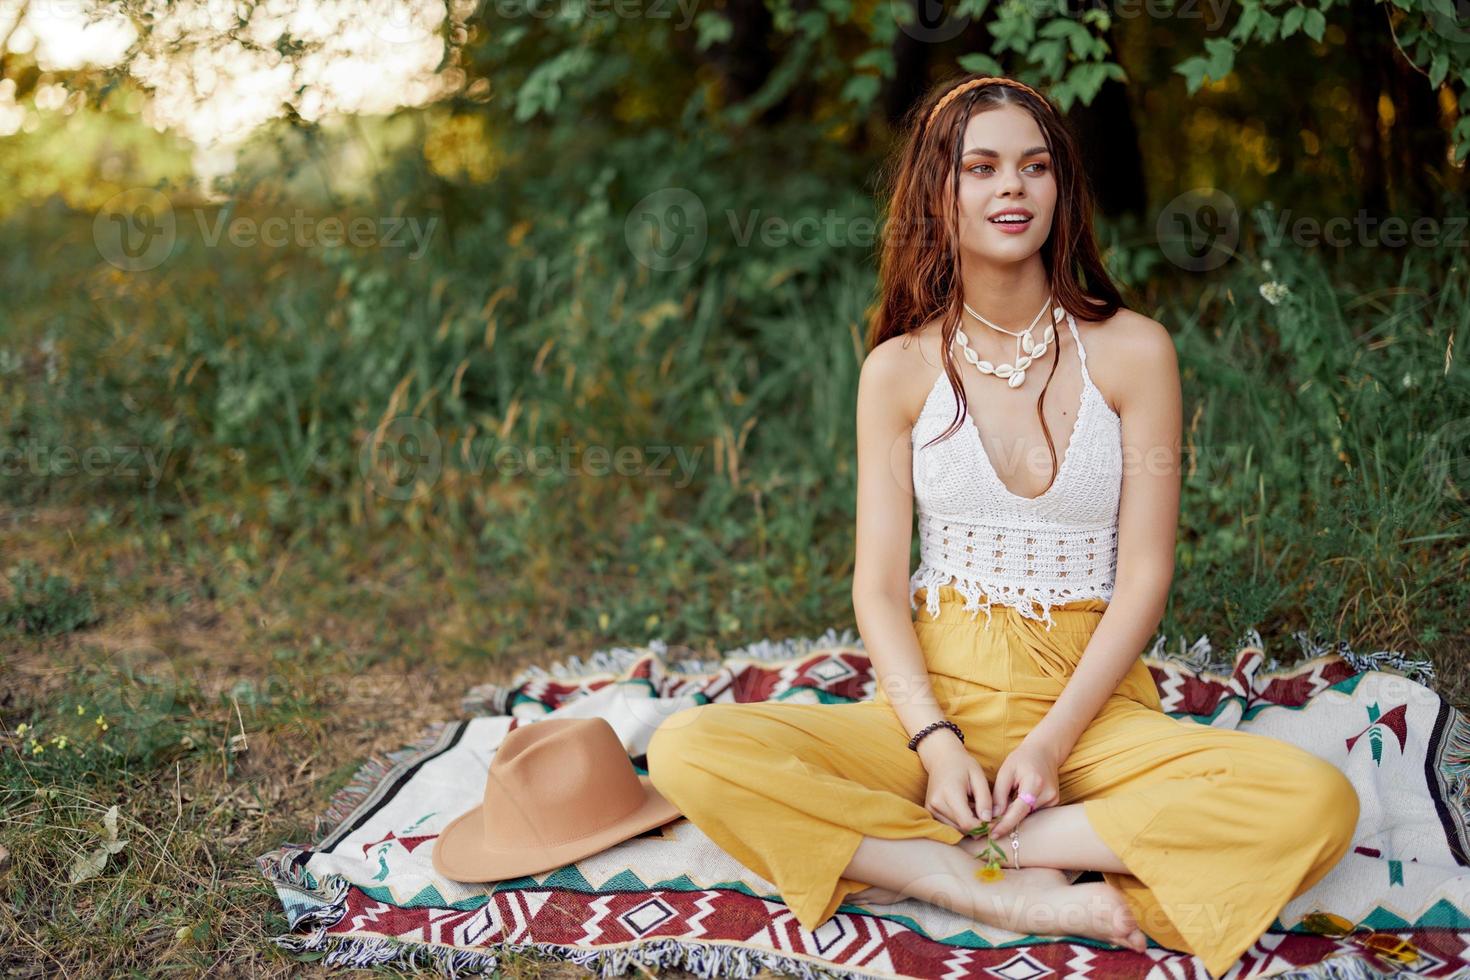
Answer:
[{"left": 909, "top": 312, "right": 1122, "bottom": 630}]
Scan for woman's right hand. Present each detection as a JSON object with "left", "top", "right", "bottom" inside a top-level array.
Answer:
[{"left": 916, "top": 732, "right": 993, "bottom": 834}]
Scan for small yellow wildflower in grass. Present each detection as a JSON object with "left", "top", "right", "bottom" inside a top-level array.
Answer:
[
  {"left": 964, "top": 820, "right": 1010, "bottom": 883},
  {"left": 77, "top": 704, "right": 86, "bottom": 716},
  {"left": 15, "top": 723, "right": 27, "bottom": 735}
]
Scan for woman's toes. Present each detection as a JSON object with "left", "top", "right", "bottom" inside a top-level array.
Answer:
[{"left": 849, "top": 884, "right": 906, "bottom": 906}]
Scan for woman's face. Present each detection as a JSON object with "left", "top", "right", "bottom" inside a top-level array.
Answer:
[{"left": 951, "top": 103, "right": 1057, "bottom": 267}]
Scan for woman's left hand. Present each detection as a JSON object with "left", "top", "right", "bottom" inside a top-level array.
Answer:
[{"left": 987, "top": 735, "right": 1063, "bottom": 837}]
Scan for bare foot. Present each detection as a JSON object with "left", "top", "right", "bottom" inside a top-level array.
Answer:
[
  {"left": 907, "top": 856, "right": 1145, "bottom": 954},
  {"left": 984, "top": 878, "right": 1148, "bottom": 953},
  {"left": 954, "top": 832, "right": 1143, "bottom": 950},
  {"left": 847, "top": 883, "right": 907, "bottom": 906}
]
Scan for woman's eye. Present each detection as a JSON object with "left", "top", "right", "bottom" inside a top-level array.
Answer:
[{"left": 968, "top": 162, "right": 1048, "bottom": 175}]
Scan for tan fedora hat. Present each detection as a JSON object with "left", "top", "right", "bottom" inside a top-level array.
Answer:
[{"left": 432, "top": 716, "right": 682, "bottom": 882}]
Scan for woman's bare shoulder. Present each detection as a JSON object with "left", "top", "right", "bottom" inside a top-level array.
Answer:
[
  {"left": 1076, "top": 303, "right": 1176, "bottom": 414},
  {"left": 859, "top": 324, "right": 946, "bottom": 428}
]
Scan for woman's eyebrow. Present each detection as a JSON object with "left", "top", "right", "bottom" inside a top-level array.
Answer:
[{"left": 962, "top": 145, "right": 1051, "bottom": 158}]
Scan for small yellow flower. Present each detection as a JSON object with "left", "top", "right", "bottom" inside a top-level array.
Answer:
[
  {"left": 975, "top": 864, "right": 1005, "bottom": 883},
  {"left": 31, "top": 742, "right": 44, "bottom": 755},
  {"left": 15, "top": 723, "right": 28, "bottom": 735},
  {"left": 77, "top": 704, "right": 86, "bottom": 716},
  {"left": 597, "top": 612, "right": 610, "bottom": 630}
]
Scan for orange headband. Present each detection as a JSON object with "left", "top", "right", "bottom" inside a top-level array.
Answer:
[{"left": 925, "top": 76, "right": 1052, "bottom": 127}]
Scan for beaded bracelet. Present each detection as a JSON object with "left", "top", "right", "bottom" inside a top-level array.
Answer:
[{"left": 907, "top": 719, "right": 964, "bottom": 752}]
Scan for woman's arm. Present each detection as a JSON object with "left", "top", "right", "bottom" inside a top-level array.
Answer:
[
  {"left": 1026, "top": 314, "right": 1183, "bottom": 759},
  {"left": 851, "top": 338, "right": 962, "bottom": 767}
]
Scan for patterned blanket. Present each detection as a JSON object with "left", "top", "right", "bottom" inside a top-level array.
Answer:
[{"left": 256, "top": 628, "right": 1470, "bottom": 979}]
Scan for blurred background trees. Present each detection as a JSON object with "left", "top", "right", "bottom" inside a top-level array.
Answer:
[{"left": 2, "top": 0, "right": 1467, "bottom": 668}]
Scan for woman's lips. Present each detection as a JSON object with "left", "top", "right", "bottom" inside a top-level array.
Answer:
[{"left": 989, "top": 214, "right": 1033, "bottom": 234}]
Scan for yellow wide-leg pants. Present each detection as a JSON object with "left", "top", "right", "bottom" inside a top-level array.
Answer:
[{"left": 646, "top": 585, "right": 1360, "bottom": 980}]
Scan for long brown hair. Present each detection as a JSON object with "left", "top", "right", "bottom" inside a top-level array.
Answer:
[{"left": 866, "top": 74, "right": 1126, "bottom": 496}]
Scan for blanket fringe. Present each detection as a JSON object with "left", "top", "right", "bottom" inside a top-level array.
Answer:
[
  {"left": 256, "top": 841, "right": 1417, "bottom": 980},
  {"left": 256, "top": 847, "right": 352, "bottom": 931},
  {"left": 265, "top": 920, "right": 903, "bottom": 980},
  {"left": 312, "top": 722, "right": 452, "bottom": 838}
]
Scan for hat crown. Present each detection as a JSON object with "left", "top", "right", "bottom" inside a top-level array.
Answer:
[{"left": 480, "top": 718, "right": 646, "bottom": 849}]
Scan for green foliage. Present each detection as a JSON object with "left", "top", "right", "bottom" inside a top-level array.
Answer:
[
  {"left": 0, "top": 560, "right": 98, "bottom": 637},
  {"left": 2, "top": 119, "right": 1466, "bottom": 661}
]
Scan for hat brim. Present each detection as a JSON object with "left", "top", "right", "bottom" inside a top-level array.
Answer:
[{"left": 431, "top": 774, "right": 682, "bottom": 883}]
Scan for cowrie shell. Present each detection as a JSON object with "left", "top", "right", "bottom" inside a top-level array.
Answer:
[
  {"left": 1008, "top": 371, "right": 1025, "bottom": 388},
  {"left": 994, "top": 363, "right": 1013, "bottom": 378}
]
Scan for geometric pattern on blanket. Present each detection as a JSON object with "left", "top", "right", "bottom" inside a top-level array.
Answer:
[{"left": 256, "top": 627, "right": 1470, "bottom": 979}]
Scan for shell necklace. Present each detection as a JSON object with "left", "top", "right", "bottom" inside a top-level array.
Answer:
[{"left": 956, "top": 294, "right": 1061, "bottom": 389}]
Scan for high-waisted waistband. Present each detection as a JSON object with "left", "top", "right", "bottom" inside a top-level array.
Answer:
[
  {"left": 902, "top": 584, "right": 1157, "bottom": 708},
  {"left": 912, "top": 584, "right": 1109, "bottom": 635}
]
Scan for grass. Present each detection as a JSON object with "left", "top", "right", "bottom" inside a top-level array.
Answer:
[{"left": 1, "top": 121, "right": 1467, "bottom": 975}]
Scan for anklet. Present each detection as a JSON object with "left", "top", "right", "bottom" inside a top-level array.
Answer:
[{"left": 1009, "top": 830, "right": 1021, "bottom": 868}]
